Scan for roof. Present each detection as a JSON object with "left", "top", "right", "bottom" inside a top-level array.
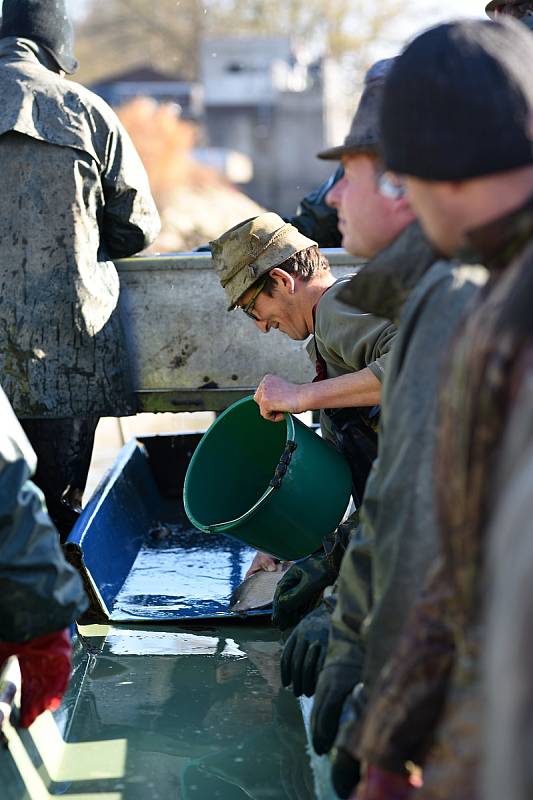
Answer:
[{"left": 95, "top": 65, "right": 189, "bottom": 86}]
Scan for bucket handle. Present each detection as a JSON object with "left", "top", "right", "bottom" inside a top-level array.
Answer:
[{"left": 269, "top": 441, "right": 298, "bottom": 490}]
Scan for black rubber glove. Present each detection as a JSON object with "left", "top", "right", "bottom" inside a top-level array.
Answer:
[
  {"left": 311, "top": 662, "right": 359, "bottom": 755},
  {"left": 280, "top": 603, "right": 332, "bottom": 697},
  {"left": 286, "top": 166, "right": 344, "bottom": 247},
  {"left": 331, "top": 748, "right": 361, "bottom": 799},
  {"left": 272, "top": 551, "right": 337, "bottom": 631},
  {"left": 330, "top": 683, "right": 367, "bottom": 798}
]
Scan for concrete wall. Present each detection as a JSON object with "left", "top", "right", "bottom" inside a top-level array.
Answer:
[{"left": 116, "top": 250, "right": 365, "bottom": 412}]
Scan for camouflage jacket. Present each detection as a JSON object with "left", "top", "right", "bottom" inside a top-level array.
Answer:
[
  {"left": 0, "top": 39, "right": 160, "bottom": 417},
  {"left": 0, "top": 386, "right": 87, "bottom": 641},
  {"left": 322, "top": 223, "right": 486, "bottom": 700},
  {"left": 358, "top": 196, "right": 533, "bottom": 800}
]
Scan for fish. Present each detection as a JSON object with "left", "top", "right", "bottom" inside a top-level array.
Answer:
[{"left": 229, "top": 563, "right": 290, "bottom": 615}]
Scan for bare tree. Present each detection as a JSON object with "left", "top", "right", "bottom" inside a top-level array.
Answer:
[
  {"left": 75, "top": 0, "right": 409, "bottom": 83},
  {"left": 75, "top": 0, "right": 204, "bottom": 83}
]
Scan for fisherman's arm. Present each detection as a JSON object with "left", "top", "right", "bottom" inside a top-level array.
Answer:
[
  {"left": 349, "top": 556, "right": 456, "bottom": 774},
  {"left": 0, "top": 389, "right": 88, "bottom": 727},
  {"left": 0, "top": 390, "right": 87, "bottom": 642},
  {"left": 97, "top": 107, "right": 160, "bottom": 257},
  {"left": 254, "top": 370, "right": 381, "bottom": 421},
  {"left": 310, "top": 521, "right": 373, "bottom": 755}
]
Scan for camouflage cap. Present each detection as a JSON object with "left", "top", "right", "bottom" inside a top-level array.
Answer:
[
  {"left": 317, "top": 58, "right": 395, "bottom": 160},
  {"left": 211, "top": 213, "right": 317, "bottom": 311}
]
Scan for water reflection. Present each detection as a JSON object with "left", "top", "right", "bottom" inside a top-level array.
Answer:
[
  {"left": 56, "top": 625, "right": 315, "bottom": 799},
  {"left": 111, "top": 522, "right": 257, "bottom": 622}
]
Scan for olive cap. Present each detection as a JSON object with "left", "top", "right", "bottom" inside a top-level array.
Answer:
[
  {"left": 317, "top": 58, "right": 395, "bottom": 160},
  {"left": 211, "top": 213, "right": 317, "bottom": 310}
]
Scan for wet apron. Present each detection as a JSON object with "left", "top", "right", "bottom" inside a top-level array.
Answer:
[{"left": 312, "top": 298, "right": 379, "bottom": 508}]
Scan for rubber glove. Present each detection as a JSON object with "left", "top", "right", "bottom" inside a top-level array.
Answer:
[
  {"left": 331, "top": 748, "right": 361, "bottom": 799},
  {"left": 329, "top": 682, "right": 368, "bottom": 796},
  {"left": 311, "top": 661, "right": 361, "bottom": 755},
  {"left": 0, "top": 629, "right": 72, "bottom": 728},
  {"left": 272, "top": 551, "right": 337, "bottom": 631},
  {"left": 354, "top": 766, "right": 418, "bottom": 800},
  {"left": 280, "top": 603, "right": 332, "bottom": 697}
]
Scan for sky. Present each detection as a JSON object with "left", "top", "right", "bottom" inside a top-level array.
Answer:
[
  {"left": 70, "top": 0, "right": 487, "bottom": 26},
  {"left": 373, "top": 0, "right": 485, "bottom": 59},
  {"left": 68, "top": 0, "right": 487, "bottom": 65}
]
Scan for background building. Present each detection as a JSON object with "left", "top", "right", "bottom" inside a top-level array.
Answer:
[{"left": 202, "top": 37, "right": 350, "bottom": 216}]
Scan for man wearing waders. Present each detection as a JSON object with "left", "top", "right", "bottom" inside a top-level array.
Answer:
[{"left": 0, "top": 0, "right": 160, "bottom": 539}]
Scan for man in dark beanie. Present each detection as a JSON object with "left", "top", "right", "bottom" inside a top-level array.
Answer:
[
  {"left": 350, "top": 19, "right": 533, "bottom": 800},
  {"left": 0, "top": 0, "right": 160, "bottom": 539}
]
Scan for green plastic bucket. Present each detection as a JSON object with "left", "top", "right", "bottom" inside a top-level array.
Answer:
[{"left": 184, "top": 396, "right": 352, "bottom": 560}]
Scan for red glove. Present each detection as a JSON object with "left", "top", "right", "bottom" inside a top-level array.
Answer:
[
  {"left": 0, "top": 629, "right": 72, "bottom": 728},
  {"left": 354, "top": 766, "right": 419, "bottom": 800}
]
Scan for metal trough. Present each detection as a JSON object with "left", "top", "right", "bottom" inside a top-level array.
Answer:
[{"left": 65, "top": 432, "right": 266, "bottom": 623}]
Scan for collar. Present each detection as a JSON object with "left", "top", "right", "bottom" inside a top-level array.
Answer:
[
  {"left": 459, "top": 193, "right": 533, "bottom": 273},
  {"left": 337, "top": 221, "right": 437, "bottom": 324},
  {"left": 0, "top": 36, "right": 57, "bottom": 72}
]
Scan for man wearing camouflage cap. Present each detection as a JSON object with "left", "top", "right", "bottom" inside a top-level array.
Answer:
[
  {"left": 350, "top": 18, "right": 533, "bottom": 800},
  {"left": 211, "top": 210, "right": 396, "bottom": 676},
  {"left": 212, "top": 212, "right": 395, "bottom": 498}
]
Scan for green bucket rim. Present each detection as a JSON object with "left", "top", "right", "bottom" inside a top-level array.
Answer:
[{"left": 183, "top": 395, "right": 295, "bottom": 534}]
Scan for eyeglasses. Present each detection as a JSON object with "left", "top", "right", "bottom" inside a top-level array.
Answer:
[
  {"left": 378, "top": 170, "right": 406, "bottom": 200},
  {"left": 241, "top": 278, "right": 266, "bottom": 320}
]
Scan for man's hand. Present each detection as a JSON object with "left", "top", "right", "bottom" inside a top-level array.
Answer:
[
  {"left": 280, "top": 604, "right": 331, "bottom": 697},
  {"left": 0, "top": 629, "right": 72, "bottom": 728},
  {"left": 245, "top": 550, "right": 281, "bottom": 579},
  {"left": 254, "top": 375, "right": 306, "bottom": 422},
  {"left": 272, "top": 552, "right": 337, "bottom": 630},
  {"left": 311, "top": 663, "right": 360, "bottom": 755}
]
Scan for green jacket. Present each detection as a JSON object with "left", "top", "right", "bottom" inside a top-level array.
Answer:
[
  {"left": 325, "top": 222, "right": 487, "bottom": 708},
  {"left": 306, "top": 274, "right": 396, "bottom": 444},
  {"left": 0, "top": 386, "right": 87, "bottom": 641}
]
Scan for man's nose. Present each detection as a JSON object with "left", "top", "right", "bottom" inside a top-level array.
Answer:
[{"left": 326, "top": 177, "right": 344, "bottom": 208}]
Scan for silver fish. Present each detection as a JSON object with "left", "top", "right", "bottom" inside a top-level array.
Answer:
[{"left": 229, "top": 564, "right": 290, "bottom": 615}]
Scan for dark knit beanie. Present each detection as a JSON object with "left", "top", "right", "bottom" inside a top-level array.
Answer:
[
  {"left": 381, "top": 19, "right": 533, "bottom": 180},
  {"left": 1, "top": 0, "right": 77, "bottom": 74}
]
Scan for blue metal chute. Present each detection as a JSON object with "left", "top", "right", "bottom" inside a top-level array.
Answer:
[{"left": 65, "top": 433, "right": 267, "bottom": 623}]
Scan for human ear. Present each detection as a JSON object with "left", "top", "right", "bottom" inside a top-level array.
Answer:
[{"left": 269, "top": 268, "right": 296, "bottom": 294}]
